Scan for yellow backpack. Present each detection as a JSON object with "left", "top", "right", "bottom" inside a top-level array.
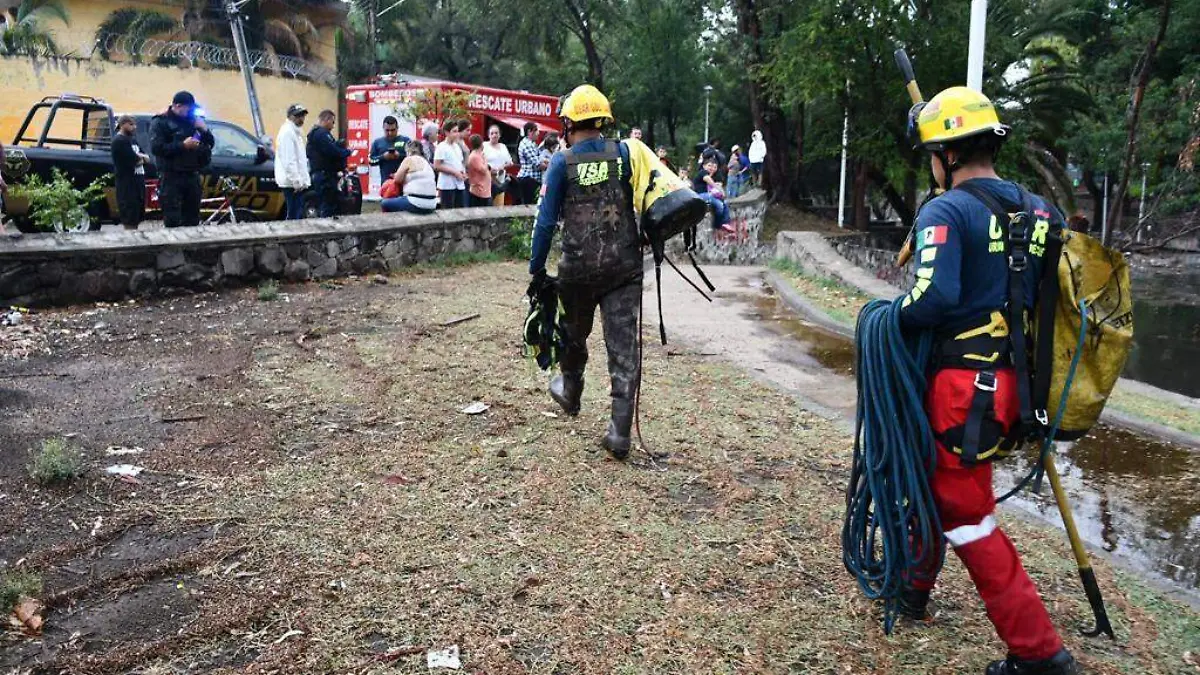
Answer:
[
  {"left": 956, "top": 183, "right": 1134, "bottom": 443},
  {"left": 1040, "top": 229, "right": 1134, "bottom": 440}
]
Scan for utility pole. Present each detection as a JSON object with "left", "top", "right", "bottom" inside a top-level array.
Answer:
[
  {"left": 1101, "top": 172, "right": 1109, "bottom": 244},
  {"left": 703, "top": 84, "right": 713, "bottom": 143},
  {"left": 226, "top": 0, "right": 265, "bottom": 141},
  {"left": 967, "top": 0, "right": 987, "bottom": 91},
  {"left": 366, "top": 0, "right": 379, "bottom": 77},
  {"left": 837, "top": 89, "right": 849, "bottom": 228}
]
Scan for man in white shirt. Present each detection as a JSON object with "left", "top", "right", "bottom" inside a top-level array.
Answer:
[
  {"left": 433, "top": 119, "right": 468, "bottom": 209},
  {"left": 274, "top": 103, "right": 311, "bottom": 220},
  {"left": 483, "top": 124, "right": 513, "bottom": 206}
]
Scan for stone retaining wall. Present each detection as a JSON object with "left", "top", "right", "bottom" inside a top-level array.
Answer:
[
  {"left": 676, "top": 189, "right": 770, "bottom": 264},
  {"left": 827, "top": 233, "right": 909, "bottom": 288},
  {"left": 0, "top": 207, "right": 533, "bottom": 307},
  {"left": 774, "top": 231, "right": 899, "bottom": 300}
]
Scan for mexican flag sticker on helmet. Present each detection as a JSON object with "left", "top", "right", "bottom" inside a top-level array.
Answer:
[{"left": 944, "top": 116, "right": 965, "bottom": 131}]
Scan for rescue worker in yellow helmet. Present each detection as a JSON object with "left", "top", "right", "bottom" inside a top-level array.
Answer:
[
  {"left": 899, "top": 86, "right": 1077, "bottom": 675},
  {"left": 526, "top": 84, "right": 645, "bottom": 460}
]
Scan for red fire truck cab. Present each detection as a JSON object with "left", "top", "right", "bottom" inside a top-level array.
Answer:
[{"left": 344, "top": 76, "right": 561, "bottom": 199}]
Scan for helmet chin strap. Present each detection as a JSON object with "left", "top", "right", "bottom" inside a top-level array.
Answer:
[{"left": 934, "top": 150, "right": 959, "bottom": 190}]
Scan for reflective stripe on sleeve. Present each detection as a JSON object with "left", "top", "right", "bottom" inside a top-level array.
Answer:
[{"left": 944, "top": 514, "right": 997, "bottom": 547}]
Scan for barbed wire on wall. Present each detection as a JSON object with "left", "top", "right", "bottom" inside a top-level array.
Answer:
[{"left": 20, "top": 30, "right": 337, "bottom": 87}]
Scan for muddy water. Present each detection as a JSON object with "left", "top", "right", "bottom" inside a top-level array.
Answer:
[
  {"left": 746, "top": 294, "right": 856, "bottom": 374},
  {"left": 1124, "top": 260, "right": 1200, "bottom": 398},
  {"left": 749, "top": 277, "right": 1200, "bottom": 600}
]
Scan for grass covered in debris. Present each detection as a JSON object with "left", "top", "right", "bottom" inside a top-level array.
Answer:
[
  {"left": 95, "top": 260, "right": 1192, "bottom": 675},
  {"left": 769, "top": 257, "right": 872, "bottom": 326},
  {"left": 1108, "top": 385, "right": 1200, "bottom": 436}
]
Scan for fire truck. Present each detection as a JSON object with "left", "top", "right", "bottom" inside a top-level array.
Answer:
[{"left": 344, "top": 76, "right": 561, "bottom": 199}]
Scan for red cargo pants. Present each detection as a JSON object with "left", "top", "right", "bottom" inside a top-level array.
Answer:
[{"left": 914, "top": 367, "right": 1063, "bottom": 660}]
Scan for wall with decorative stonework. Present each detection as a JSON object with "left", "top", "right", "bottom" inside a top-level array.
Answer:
[{"left": 0, "top": 207, "right": 533, "bottom": 307}]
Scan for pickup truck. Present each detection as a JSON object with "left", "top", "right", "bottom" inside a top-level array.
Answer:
[{"left": 2, "top": 94, "right": 363, "bottom": 232}]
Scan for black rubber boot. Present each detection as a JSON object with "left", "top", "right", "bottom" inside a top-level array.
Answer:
[
  {"left": 986, "top": 648, "right": 1080, "bottom": 675},
  {"left": 549, "top": 372, "right": 584, "bottom": 416},
  {"left": 600, "top": 396, "right": 633, "bottom": 460},
  {"left": 897, "top": 587, "right": 931, "bottom": 621}
]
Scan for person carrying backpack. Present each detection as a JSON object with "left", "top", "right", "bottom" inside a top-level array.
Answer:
[
  {"left": 527, "top": 84, "right": 686, "bottom": 461},
  {"left": 896, "top": 86, "right": 1079, "bottom": 675}
]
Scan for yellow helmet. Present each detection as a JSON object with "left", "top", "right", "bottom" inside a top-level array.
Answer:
[
  {"left": 912, "top": 86, "right": 1009, "bottom": 149},
  {"left": 559, "top": 84, "right": 613, "bottom": 125}
]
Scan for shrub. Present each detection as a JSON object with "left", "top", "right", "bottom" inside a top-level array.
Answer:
[
  {"left": 258, "top": 279, "right": 280, "bottom": 301},
  {"left": 505, "top": 217, "right": 533, "bottom": 260},
  {"left": 9, "top": 169, "right": 109, "bottom": 233},
  {"left": 28, "top": 437, "right": 83, "bottom": 485},
  {"left": 0, "top": 571, "right": 42, "bottom": 613}
]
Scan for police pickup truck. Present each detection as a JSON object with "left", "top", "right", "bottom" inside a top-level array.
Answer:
[{"left": 3, "top": 94, "right": 362, "bottom": 232}]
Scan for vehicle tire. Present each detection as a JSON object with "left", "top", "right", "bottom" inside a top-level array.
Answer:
[
  {"left": 303, "top": 193, "right": 320, "bottom": 220},
  {"left": 339, "top": 176, "right": 363, "bottom": 215}
]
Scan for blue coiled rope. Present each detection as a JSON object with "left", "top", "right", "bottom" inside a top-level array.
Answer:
[{"left": 842, "top": 298, "right": 944, "bottom": 634}]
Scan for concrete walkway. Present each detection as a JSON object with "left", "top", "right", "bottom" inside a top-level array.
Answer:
[{"left": 645, "top": 264, "right": 857, "bottom": 427}]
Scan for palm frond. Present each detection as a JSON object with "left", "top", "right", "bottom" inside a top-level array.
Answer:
[
  {"left": 263, "top": 17, "right": 303, "bottom": 56},
  {"left": 16, "top": 0, "right": 68, "bottom": 27}
]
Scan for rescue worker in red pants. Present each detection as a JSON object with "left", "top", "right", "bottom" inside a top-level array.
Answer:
[{"left": 896, "top": 86, "right": 1080, "bottom": 675}]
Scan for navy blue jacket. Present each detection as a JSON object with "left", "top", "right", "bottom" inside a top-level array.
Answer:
[
  {"left": 307, "top": 125, "right": 352, "bottom": 174},
  {"left": 899, "top": 178, "right": 1062, "bottom": 331},
  {"left": 529, "top": 136, "right": 633, "bottom": 275}
]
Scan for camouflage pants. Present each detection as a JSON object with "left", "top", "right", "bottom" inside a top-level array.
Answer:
[{"left": 558, "top": 276, "right": 642, "bottom": 420}]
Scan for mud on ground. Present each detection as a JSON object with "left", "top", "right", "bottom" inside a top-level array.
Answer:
[{"left": 1, "top": 262, "right": 1197, "bottom": 674}]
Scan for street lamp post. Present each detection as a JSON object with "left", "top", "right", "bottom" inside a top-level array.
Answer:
[
  {"left": 967, "top": 0, "right": 987, "bottom": 91},
  {"left": 703, "top": 85, "right": 713, "bottom": 143}
]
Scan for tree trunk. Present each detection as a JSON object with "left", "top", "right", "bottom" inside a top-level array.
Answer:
[
  {"left": 562, "top": 0, "right": 604, "bottom": 90},
  {"left": 1106, "top": 0, "right": 1172, "bottom": 245},
  {"left": 868, "top": 166, "right": 915, "bottom": 229},
  {"left": 792, "top": 101, "right": 807, "bottom": 201},
  {"left": 852, "top": 160, "right": 869, "bottom": 230},
  {"left": 732, "top": 0, "right": 790, "bottom": 202},
  {"left": 645, "top": 118, "right": 655, "bottom": 148},
  {"left": 1083, "top": 169, "right": 1103, "bottom": 231},
  {"left": 666, "top": 109, "right": 678, "bottom": 148},
  {"left": 903, "top": 161, "right": 918, "bottom": 222}
]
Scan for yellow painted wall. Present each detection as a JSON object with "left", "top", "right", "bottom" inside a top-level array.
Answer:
[{"left": 0, "top": 56, "right": 337, "bottom": 142}]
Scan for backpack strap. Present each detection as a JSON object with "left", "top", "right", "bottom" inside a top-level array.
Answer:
[
  {"left": 953, "top": 180, "right": 1038, "bottom": 441},
  {"left": 1031, "top": 221, "right": 1064, "bottom": 426}
]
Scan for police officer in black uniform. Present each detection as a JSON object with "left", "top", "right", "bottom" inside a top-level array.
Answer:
[
  {"left": 307, "top": 109, "right": 352, "bottom": 217},
  {"left": 150, "top": 91, "right": 214, "bottom": 228}
]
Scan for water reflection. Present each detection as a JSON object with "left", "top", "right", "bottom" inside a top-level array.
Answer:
[
  {"left": 1123, "top": 261, "right": 1200, "bottom": 397},
  {"left": 998, "top": 427, "right": 1200, "bottom": 594}
]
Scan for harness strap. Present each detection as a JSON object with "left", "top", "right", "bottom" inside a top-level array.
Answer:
[
  {"left": 960, "top": 370, "right": 998, "bottom": 466},
  {"left": 1032, "top": 228, "right": 1064, "bottom": 424},
  {"left": 953, "top": 181, "right": 1037, "bottom": 435}
]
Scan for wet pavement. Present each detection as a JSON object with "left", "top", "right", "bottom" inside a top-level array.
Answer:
[{"left": 654, "top": 265, "right": 1200, "bottom": 603}]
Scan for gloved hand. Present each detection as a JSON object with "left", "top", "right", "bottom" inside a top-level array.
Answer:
[{"left": 527, "top": 269, "right": 549, "bottom": 299}]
